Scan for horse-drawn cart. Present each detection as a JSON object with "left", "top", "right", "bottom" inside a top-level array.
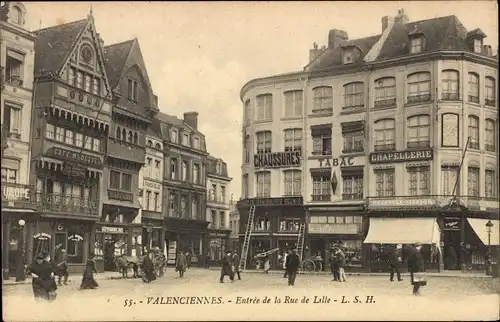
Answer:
[{"left": 114, "top": 252, "right": 167, "bottom": 279}]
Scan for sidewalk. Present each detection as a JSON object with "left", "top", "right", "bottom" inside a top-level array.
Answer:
[{"left": 3, "top": 271, "right": 120, "bottom": 287}]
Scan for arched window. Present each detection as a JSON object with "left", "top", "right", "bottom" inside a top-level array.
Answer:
[
  {"left": 133, "top": 133, "right": 138, "bottom": 145},
  {"left": 312, "top": 86, "right": 333, "bottom": 113},
  {"left": 407, "top": 115, "right": 430, "bottom": 148},
  {"left": 8, "top": 6, "right": 23, "bottom": 25},
  {"left": 343, "top": 82, "right": 364, "bottom": 109},
  {"left": 468, "top": 73, "right": 480, "bottom": 103},
  {"left": 441, "top": 70, "right": 460, "bottom": 100},
  {"left": 122, "top": 128, "right": 126, "bottom": 141},
  {"left": 468, "top": 115, "right": 479, "bottom": 150},
  {"left": 147, "top": 140, "right": 153, "bottom": 146},
  {"left": 283, "top": 170, "right": 301, "bottom": 196},
  {"left": 115, "top": 127, "right": 121, "bottom": 140},
  {"left": 407, "top": 72, "right": 431, "bottom": 103},
  {"left": 374, "top": 119, "right": 395, "bottom": 151},
  {"left": 155, "top": 143, "right": 161, "bottom": 150},
  {"left": 485, "top": 119, "right": 496, "bottom": 152},
  {"left": 374, "top": 77, "right": 396, "bottom": 108},
  {"left": 76, "top": 71, "right": 83, "bottom": 89},
  {"left": 128, "top": 131, "right": 133, "bottom": 142},
  {"left": 485, "top": 77, "right": 496, "bottom": 107},
  {"left": 256, "top": 171, "right": 271, "bottom": 198},
  {"left": 256, "top": 131, "right": 272, "bottom": 154}
]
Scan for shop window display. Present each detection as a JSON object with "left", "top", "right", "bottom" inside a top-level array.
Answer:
[{"left": 54, "top": 228, "right": 85, "bottom": 264}]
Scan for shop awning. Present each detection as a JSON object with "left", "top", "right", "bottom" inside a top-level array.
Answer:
[
  {"left": 467, "top": 218, "right": 499, "bottom": 246},
  {"left": 363, "top": 217, "right": 440, "bottom": 244}
]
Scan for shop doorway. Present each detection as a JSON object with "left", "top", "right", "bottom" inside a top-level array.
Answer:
[
  {"left": 443, "top": 230, "right": 461, "bottom": 270},
  {"left": 103, "top": 235, "right": 127, "bottom": 271}
]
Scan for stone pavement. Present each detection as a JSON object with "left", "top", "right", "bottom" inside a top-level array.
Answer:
[{"left": 3, "top": 268, "right": 499, "bottom": 321}]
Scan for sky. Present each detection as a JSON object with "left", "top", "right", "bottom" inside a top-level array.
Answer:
[{"left": 23, "top": 1, "right": 498, "bottom": 199}]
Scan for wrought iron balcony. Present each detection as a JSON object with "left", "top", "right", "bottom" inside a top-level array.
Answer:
[
  {"left": 342, "top": 193, "right": 364, "bottom": 201},
  {"left": 35, "top": 192, "right": 99, "bottom": 216},
  {"left": 374, "top": 143, "right": 395, "bottom": 151},
  {"left": 1, "top": 182, "right": 36, "bottom": 210},
  {"left": 407, "top": 94, "right": 431, "bottom": 104},
  {"left": 441, "top": 92, "right": 460, "bottom": 101},
  {"left": 468, "top": 95, "right": 480, "bottom": 104},
  {"left": 407, "top": 140, "right": 431, "bottom": 149},
  {"left": 485, "top": 99, "right": 496, "bottom": 107},
  {"left": 374, "top": 98, "right": 396, "bottom": 108},
  {"left": 311, "top": 194, "right": 331, "bottom": 202}
]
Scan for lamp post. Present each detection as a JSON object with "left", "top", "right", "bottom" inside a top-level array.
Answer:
[
  {"left": 485, "top": 220, "right": 493, "bottom": 276},
  {"left": 15, "top": 219, "right": 26, "bottom": 282}
]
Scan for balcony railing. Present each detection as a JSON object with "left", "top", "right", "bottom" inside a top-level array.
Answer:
[
  {"left": 207, "top": 196, "right": 227, "bottom": 204},
  {"left": 441, "top": 92, "right": 459, "bottom": 101},
  {"left": 485, "top": 144, "right": 496, "bottom": 152},
  {"left": 407, "top": 94, "right": 431, "bottom": 104},
  {"left": 374, "top": 143, "right": 395, "bottom": 151},
  {"left": 374, "top": 98, "right": 396, "bottom": 108},
  {"left": 35, "top": 192, "right": 99, "bottom": 216},
  {"left": 468, "top": 95, "right": 480, "bottom": 104},
  {"left": 5, "top": 75, "right": 23, "bottom": 86},
  {"left": 407, "top": 140, "right": 430, "bottom": 149},
  {"left": 342, "top": 193, "right": 364, "bottom": 201},
  {"left": 485, "top": 98, "right": 496, "bottom": 107},
  {"left": 311, "top": 194, "right": 331, "bottom": 202},
  {"left": 366, "top": 195, "right": 500, "bottom": 210}
]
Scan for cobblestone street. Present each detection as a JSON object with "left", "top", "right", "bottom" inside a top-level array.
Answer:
[{"left": 3, "top": 268, "right": 499, "bottom": 321}]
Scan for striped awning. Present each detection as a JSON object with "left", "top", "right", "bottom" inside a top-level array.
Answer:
[{"left": 48, "top": 106, "right": 109, "bottom": 132}]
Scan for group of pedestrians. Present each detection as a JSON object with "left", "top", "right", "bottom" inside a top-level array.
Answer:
[
  {"left": 329, "top": 248, "right": 347, "bottom": 282},
  {"left": 383, "top": 243, "right": 426, "bottom": 295},
  {"left": 219, "top": 250, "right": 242, "bottom": 283}
]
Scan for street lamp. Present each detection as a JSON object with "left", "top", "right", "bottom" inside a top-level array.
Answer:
[
  {"left": 15, "top": 219, "right": 26, "bottom": 282},
  {"left": 485, "top": 220, "right": 493, "bottom": 276}
]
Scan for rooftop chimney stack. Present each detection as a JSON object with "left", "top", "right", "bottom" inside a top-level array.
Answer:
[
  {"left": 381, "top": 15, "right": 395, "bottom": 33},
  {"left": 394, "top": 8, "right": 409, "bottom": 25},
  {"left": 309, "top": 42, "right": 323, "bottom": 63},
  {"left": 328, "top": 29, "right": 348, "bottom": 49},
  {"left": 183, "top": 112, "right": 199, "bottom": 130},
  {"left": 483, "top": 45, "right": 493, "bottom": 56}
]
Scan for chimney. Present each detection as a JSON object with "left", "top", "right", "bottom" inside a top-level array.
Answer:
[
  {"left": 394, "top": 8, "right": 409, "bottom": 25},
  {"left": 309, "top": 42, "right": 322, "bottom": 62},
  {"left": 483, "top": 45, "right": 493, "bottom": 56},
  {"left": 183, "top": 112, "right": 198, "bottom": 130},
  {"left": 381, "top": 16, "right": 395, "bottom": 33},
  {"left": 328, "top": 29, "right": 348, "bottom": 49}
]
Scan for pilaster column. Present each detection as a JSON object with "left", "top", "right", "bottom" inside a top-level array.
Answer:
[
  {"left": 3, "top": 218, "right": 11, "bottom": 280},
  {"left": 83, "top": 230, "right": 90, "bottom": 262},
  {"left": 26, "top": 221, "right": 34, "bottom": 265}
]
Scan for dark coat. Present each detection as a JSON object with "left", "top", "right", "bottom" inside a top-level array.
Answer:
[
  {"left": 143, "top": 255, "right": 156, "bottom": 282},
  {"left": 232, "top": 254, "right": 240, "bottom": 272},
  {"left": 176, "top": 253, "right": 187, "bottom": 271},
  {"left": 387, "top": 248, "right": 402, "bottom": 266},
  {"left": 285, "top": 253, "right": 300, "bottom": 272},
  {"left": 29, "top": 260, "right": 57, "bottom": 297},
  {"left": 338, "top": 252, "right": 346, "bottom": 267},
  {"left": 329, "top": 253, "right": 339, "bottom": 269},
  {"left": 221, "top": 254, "right": 234, "bottom": 276},
  {"left": 81, "top": 258, "right": 98, "bottom": 289},
  {"left": 407, "top": 247, "right": 424, "bottom": 273}
]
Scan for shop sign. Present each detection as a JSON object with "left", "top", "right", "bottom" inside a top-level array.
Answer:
[
  {"left": 317, "top": 157, "right": 354, "bottom": 168},
  {"left": 209, "top": 232, "right": 227, "bottom": 238},
  {"left": 370, "top": 149, "right": 433, "bottom": 164},
  {"left": 240, "top": 197, "right": 303, "bottom": 207},
  {"left": 68, "top": 234, "right": 83, "bottom": 241},
  {"left": 443, "top": 219, "right": 460, "bottom": 231},
  {"left": 253, "top": 151, "right": 301, "bottom": 169},
  {"left": 369, "top": 198, "right": 437, "bottom": 207},
  {"left": 2, "top": 184, "right": 30, "bottom": 201},
  {"left": 144, "top": 181, "right": 161, "bottom": 190},
  {"left": 101, "top": 226, "right": 125, "bottom": 234},
  {"left": 45, "top": 147, "right": 102, "bottom": 166},
  {"left": 62, "top": 161, "right": 87, "bottom": 177},
  {"left": 308, "top": 223, "right": 360, "bottom": 234}
]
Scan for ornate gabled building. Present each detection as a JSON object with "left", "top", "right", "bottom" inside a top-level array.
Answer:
[
  {"left": 100, "top": 38, "right": 158, "bottom": 271},
  {"left": 1, "top": 1, "right": 37, "bottom": 279},
  {"left": 156, "top": 111, "right": 209, "bottom": 264},
  {"left": 29, "top": 13, "right": 112, "bottom": 272}
]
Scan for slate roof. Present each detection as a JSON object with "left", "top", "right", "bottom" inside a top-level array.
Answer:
[
  {"left": 307, "top": 15, "right": 482, "bottom": 71},
  {"left": 33, "top": 19, "right": 88, "bottom": 75},
  {"left": 103, "top": 39, "right": 136, "bottom": 89}
]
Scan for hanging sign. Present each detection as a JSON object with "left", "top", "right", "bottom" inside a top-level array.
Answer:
[
  {"left": 68, "top": 234, "right": 84, "bottom": 241},
  {"left": 317, "top": 157, "right": 354, "bottom": 168},
  {"left": 443, "top": 218, "right": 460, "bottom": 231},
  {"left": 33, "top": 233, "right": 51, "bottom": 240}
]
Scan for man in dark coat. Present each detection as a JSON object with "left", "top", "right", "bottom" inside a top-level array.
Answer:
[
  {"left": 329, "top": 250, "right": 340, "bottom": 281},
  {"left": 407, "top": 243, "right": 425, "bottom": 295},
  {"left": 387, "top": 244, "right": 403, "bottom": 282},
  {"left": 142, "top": 251, "right": 156, "bottom": 283},
  {"left": 232, "top": 251, "right": 242, "bottom": 280},
  {"left": 220, "top": 250, "right": 234, "bottom": 283},
  {"left": 28, "top": 253, "right": 57, "bottom": 301},
  {"left": 285, "top": 249, "right": 300, "bottom": 286},
  {"left": 55, "top": 248, "right": 69, "bottom": 286}
]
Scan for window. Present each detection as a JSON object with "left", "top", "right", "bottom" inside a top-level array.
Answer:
[
  {"left": 128, "top": 131, "right": 133, "bottom": 143},
  {"left": 256, "top": 171, "right": 271, "bottom": 197},
  {"left": 485, "top": 170, "right": 496, "bottom": 199},
  {"left": 127, "top": 79, "right": 138, "bottom": 102},
  {"left": 343, "top": 82, "right": 364, "bottom": 109},
  {"left": 182, "top": 161, "right": 188, "bottom": 181},
  {"left": 342, "top": 174, "right": 363, "bottom": 200},
  {"left": 312, "top": 86, "right": 333, "bottom": 113},
  {"left": 75, "top": 133, "right": 84, "bottom": 147},
  {"left": 171, "top": 130, "right": 178, "bottom": 143},
  {"left": 194, "top": 137, "right": 200, "bottom": 149},
  {"left": 1, "top": 167, "right": 18, "bottom": 183},
  {"left": 243, "top": 135, "right": 250, "bottom": 164},
  {"left": 485, "top": 119, "right": 496, "bottom": 152},
  {"left": 284, "top": 90, "right": 303, "bottom": 117},
  {"left": 256, "top": 94, "right": 273, "bottom": 121},
  {"left": 168, "top": 193, "right": 177, "bottom": 217},
  {"left": 193, "top": 164, "right": 199, "bottom": 184},
  {"left": 45, "top": 124, "right": 55, "bottom": 140},
  {"left": 312, "top": 174, "right": 331, "bottom": 201},
  {"left": 375, "top": 169, "right": 395, "bottom": 197},
  {"left": 182, "top": 133, "right": 189, "bottom": 146},
  {"left": 374, "top": 77, "right": 396, "bottom": 108},
  {"left": 210, "top": 211, "right": 216, "bottom": 227},
  {"left": 84, "top": 75, "right": 91, "bottom": 93},
  {"left": 442, "top": 166, "right": 459, "bottom": 196},
  {"left": 284, "top": 170, "right": 301, "bottom": 196},
  {"left": 468, "top": 73, "right": 479, "bottom": 103},
  {"left": 84, "top": 136, "right": 92, "bottom": 150},
  {"left": 154, "top": 192, "right": 160, "bottom": 212},
  {"left": 220, "top": 186, "right": 226, "bottom": 203},
  {"left": 210, "top": 183, "right": 217, "bottom": 201},
  {"left": 146, "top": 191, "right": 151, "bottom": 210},
  {"left": 64, "top": 129, "right": 73, "bottom": 145},
  {"left": 468, "top": 115, "right": 479, "bottom": 150},
  {"left": 441, "top": 70, "right": 460, "bottom": 101},
  {"left": 155, "top": 160, "right": 161, "bottom": 180},
  {"left": 407, "top": 115, "right": 430, "bottom": 148},
  {"left": 3, "top": 103, "right": 22, "bottom": 138},
  {"left": 311, "top": 127, "right": 332, "bottom": 155},
  {"left": 68, "top": 68, "right": 76, "bottom": 86},
  {"left": 256, "top": 131, "right": 272, "bottom": 154},
  {"left": 468, "top": 167, "right": 479, "bottom": 197},
  {"left": 244, "top": 100, "right": 251, "bottom": 125},
  {"left": 8, "top": 6, "right": 23, "bottom": 25},
  {"left": 474, "top": 39, "right": 482, "bottom": 53},
  {"left": 407, "top": 72, "right": 431, "bottom": 103},
  {"left": 92, "top": 78, "right": 100, "bottom": 95},
  {"left": 410, "top": 37, "right": 423, "bottom": 54},
  {"left": 121, "top": 173, "right": 132, "bottom": 191},
  {"left": 408, "top": 167, "right": 430, "bottom": 196},
  {"left": 55, "top": 127, "right": 65, "bottom": 142},
  {"left": 374, "top": 119, "right": 395, "bottom": 151},
  {"left": 170, "top": 158, "right": 177, "bottom": 180},
  {"left": 191, "top": 197, "right": 198, "bottom": 219},
  {"left": 76, "top": 72, "right": 83, "bottom": 89},
  {"left": 485, "top": 77, "right": 496, "bottom": 107},
  {"left": 242, "top": 174, "right": 248, "bottom": 199},
  {"left": 284, "top": 128, "right": 302, "bottom": 152},
  {"left": 110, "top": 171, "right": 121, "bottom": 190},
  {"left": 5, "top": 50, "right": 24, "bottom": 85},
  {"left": 342, "top": 130, "right": 364, "bottom": 153}
]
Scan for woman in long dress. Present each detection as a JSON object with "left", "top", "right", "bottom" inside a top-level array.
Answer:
[
  {"left": 28, "top": 253, "right": 57, "bottom": 301},
  {"left": 80, "top": 253, "right": 98, "bottom": 290},
  {"left": 264, "top": 257, "right": 271, "bottom": 273},
  {"left": 142, "top": 252, "right": 156, "bottom": 283}
]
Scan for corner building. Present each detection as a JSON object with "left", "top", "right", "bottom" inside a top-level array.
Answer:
[{"left": 239, "top": 9, "right": 499, "bottom": 272}]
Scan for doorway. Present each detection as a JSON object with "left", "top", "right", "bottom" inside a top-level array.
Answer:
[{"left": 443, "top": 230, "right": 461, "bottom": 270}]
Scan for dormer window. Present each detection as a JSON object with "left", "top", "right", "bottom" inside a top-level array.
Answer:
[
  {"left": 473, "top": 39, "right": 482, "bottom": 53},
  {"left": 171, "top": 129, "right": 178, "bottom": 144},
  {"left": 182, "top": 133, "right": 190, "bottom": 146},
  {"left": 7, "top": 4, "right": 24, "bottom": 26},
  {"left": 410, "top": 37, "right": 423, "bottom": 54},
  {"left": 343, "top": 50, "right": 354, "bottom": 65},
  {"left": 466, "top": 28, "right": 487, "bottom": 54}
]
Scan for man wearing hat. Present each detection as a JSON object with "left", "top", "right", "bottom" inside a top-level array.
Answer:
[
  {"left": 407, "top": 243, "right": 425, "bottom": 295},
  {"left": 220, "top": 250, "right": 234, "bottom": 283},
  {"left": 387, "top": 244, "right": 403, "bottom": 282},
  {"left": 55, "top": 246, "right": 69, "bottom": 286}
]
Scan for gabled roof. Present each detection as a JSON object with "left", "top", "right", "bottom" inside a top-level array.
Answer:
[
  {"left": 33, "top": 19, "right": 88, "bottom": 75},
  {"left": 103, "top": 39, "right": 135, "bottom": 89}
]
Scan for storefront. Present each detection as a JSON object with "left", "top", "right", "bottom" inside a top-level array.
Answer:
[
  {"left": 142, "top": 215, "right": 165, "bottom": 255},
  {"left": 306, "top": 205, "right": 366, "bottom": 272},
  {"left": 94, "top": 223, "right": 132, "bottom": 271},
  {"left": 164, "top": 217, "right": 209, "bottom": 266},
  {"left": 205, "top": 229, "right": 230, "bottom": 264}
]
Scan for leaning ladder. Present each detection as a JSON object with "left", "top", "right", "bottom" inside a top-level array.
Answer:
[
  {"left": 296, "top": 222, "right": 306, "bottom": 273},
  {"left": 239, "top": 205, "right": 256, "bottom": 271}
]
